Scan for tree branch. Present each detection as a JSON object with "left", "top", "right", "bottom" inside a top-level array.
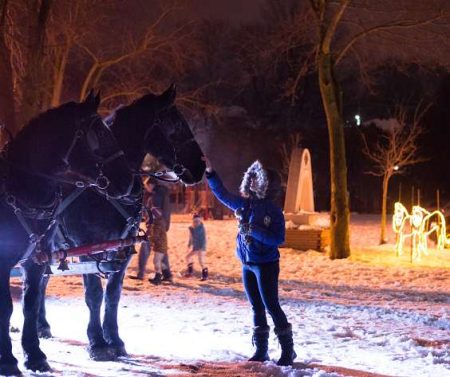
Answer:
[
  {"left": 322, "top": 0, "right": 350, "bottom": 54},
  {"left": 335, "top": 11, "right": 445, "bottom": 65}
]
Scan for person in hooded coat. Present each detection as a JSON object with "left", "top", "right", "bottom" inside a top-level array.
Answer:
[
  {"left": 129, "top": 178, "right": 173, "bottom": 283},
  {"left": 204, "top": 158, "right": 296, "bottom": 366}
]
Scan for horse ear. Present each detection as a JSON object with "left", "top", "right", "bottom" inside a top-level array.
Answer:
[
  {"left": 84, "top": 89, "right": 95, "bottom": 103},
  {"left": 95, "top": 91, "right": 101, "bottom": 108},
  {"left": 83, "top": 89, "right": 100, "bottom": 111},
  {"left": 159, "top": 83, "right": 176, "bottom": 108}
]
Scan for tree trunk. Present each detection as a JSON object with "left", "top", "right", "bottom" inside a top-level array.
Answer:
[
  {"left": 50, "top": 40, "right": 71, "bottom": 107},
  {"left": 317, "top": 51, "right": 350, "bottom": 259},
  {"left": 19, "top": 0, "right": 53, "bottom": 127},
  {"left": 0, "top": 0, "right": 16, "bottom": 134},
  {"left": 380, "top": 173, "right": 390, "bottom": 245}
]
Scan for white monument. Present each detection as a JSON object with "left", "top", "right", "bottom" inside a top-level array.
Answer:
[
  {"left": 284, "top": 148, "right": 327, "bottom": 227},
  {"left": 284, "top": 148, "right": 314, "bottom": 213}
]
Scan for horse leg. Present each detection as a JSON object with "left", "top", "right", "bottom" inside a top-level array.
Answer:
[
  {"left": 0, "top": 266, "right": 21, "bottom": 376},
  {"left": 21, "top": 262, "right": 51, "bottom": 372},
  {"left": 102, "top": 251, "right": 132, "bottom": 357},
  {"left": 37, "top": 274, "right": 52, "bottom": 338},
  {"left": 82, "top": 272, "right": 116, "bottom": 361}
]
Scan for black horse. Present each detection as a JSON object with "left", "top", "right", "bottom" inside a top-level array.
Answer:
[
  {"left": 0, "top": 93, "right": 134, "bottom": 375},
  {"left": 37, "top": 85, "right": 205, "bottom": 361}
]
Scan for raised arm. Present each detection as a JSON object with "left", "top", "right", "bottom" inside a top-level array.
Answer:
[
  {"left": 206, "top": 170, "right": 245, "bottom": 211},
  {"left": 203, "top": 156, "right": 245, "bottom": 211}
]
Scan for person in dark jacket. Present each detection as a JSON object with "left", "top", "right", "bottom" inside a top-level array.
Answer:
[
  {"left": 129, "top": 178, "right": 173, "bottom": 282},
  {"left": 184, "top": 213, "right": 208, "bottom": 281},
  {"left": 204, "top": 158, "right": 296, "bottom": 366}
]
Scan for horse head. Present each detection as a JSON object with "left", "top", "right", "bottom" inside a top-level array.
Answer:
[
  {"left": 393, "top": 202, "right": 409, "bottom": 233},
  {"left": 108, "top": 85, "right": 205, "bottom": 185},
  {"left": 411, "top": 205, "right": 429, "bottom": 232},
  {"left": 8, "top": 92, "right": 134, "bottom": 202}
]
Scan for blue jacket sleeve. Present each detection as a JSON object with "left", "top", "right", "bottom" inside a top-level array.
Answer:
[
  {"left": 206, "top": 171, "right": 245, "bottom": 211},
  {"left": 250, "top": 206, "right": 285, "bottom": 246}
]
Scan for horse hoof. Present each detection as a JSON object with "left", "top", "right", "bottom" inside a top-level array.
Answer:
[
  {"left": 37, "top": 327, "right": 53, "bottom": 339},
  {"left": 88, "top": 345, "right": 117, "bottom": 361},
  {"left": 24, "top": 358, "right": 51, "bottom": 373},
  {"left": 0, "top": 363, "right": 21, "bottom": 376},
  {"left": 111, "top": 344, "right": 128, "bottom": 357}
]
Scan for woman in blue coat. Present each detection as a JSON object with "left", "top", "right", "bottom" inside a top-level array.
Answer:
[{"left": 204, "top": 158, "right": 296, "bottom": 366}]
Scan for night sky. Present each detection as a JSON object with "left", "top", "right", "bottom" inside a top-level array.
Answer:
[{"left": 190, "top": 0, "right": 262, "bottom": 23}]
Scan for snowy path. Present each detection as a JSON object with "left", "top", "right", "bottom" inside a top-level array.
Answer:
[{"left": 8, "top": 216, "right": 450, "bottom": 376}]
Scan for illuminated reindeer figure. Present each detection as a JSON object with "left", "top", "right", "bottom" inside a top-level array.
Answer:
[
  {"left": 393, "top": 202, "right": 413, "bottom": 256},
  {"left": 414, "top": 206, "right": 448, "bottom": 253},
  {"left": 393, "top": 201, "right": 450, "bottom": 261},
  {"left": 410, "top": 206, "right": 429, "bottom": 260}
]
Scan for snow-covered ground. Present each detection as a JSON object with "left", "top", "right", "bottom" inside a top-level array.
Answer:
[{"left": 8, "top": 214, "right": 450, "bottom": 377}]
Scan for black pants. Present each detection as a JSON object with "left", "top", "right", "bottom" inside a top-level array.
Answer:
[{"left": 242, "top": 261, "right": 288, "bottom": 329}]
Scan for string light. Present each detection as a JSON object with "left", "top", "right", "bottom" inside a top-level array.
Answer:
[{"left": 392, "top": 202, "right": 449, "bottom": 260}]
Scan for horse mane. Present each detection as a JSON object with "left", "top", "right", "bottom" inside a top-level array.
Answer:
[
  {"left": 108, "top": 93, "right": 159, "bottom": 132},
  {"left": 16, "top": 102, "right": 78, "bottom": 139},
  {"left": 8, "top": 102, "right": 79, "bottom": 161}
]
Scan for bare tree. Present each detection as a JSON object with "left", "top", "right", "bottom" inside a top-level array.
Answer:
[
  {"left": 76, "top": 1, "right": 193, "bottom": 102},
  {"left": 278, "top": 132, "right": 302, "bottom": 184},
  {"left": 362, "top": 103, "right": 430, "bottom": 244},
  {"left": 0, "top": 0, "right": 16, "bottom": 133},
  {"left": 45, "top": 0, "right": 101, "bottom": 107},
  {"left": 19, "top": 0, "right": 53, "bottom": 126},
  {"left": 271, "top": 0, "right": 450, "bottom": 259},
  {"left": 308, "top": 0, "right": 352, "bottom": 259}
]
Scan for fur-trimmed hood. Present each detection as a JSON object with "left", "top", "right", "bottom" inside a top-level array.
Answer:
[
  {"left": 240, "top": 161, "right": 268, "bottom": 199},
  {"left": 240, "top": 160, "right": 284, "bottom": 200}
]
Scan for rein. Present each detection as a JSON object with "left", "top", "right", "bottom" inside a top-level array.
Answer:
[
  {"left": 136, "top": 169, "right": 182, "bottom": 183},
  {"left": 2, "top": 112, "right": 135, "bottom": 265},
  {"left": 6, "top": 103, "right": 196, "bottom": 268}
]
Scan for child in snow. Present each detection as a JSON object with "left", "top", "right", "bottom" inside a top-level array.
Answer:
[
  {"left": 203, "top": 157, "right": 296, "bottom": 366},
  {"left": 184, "top": 213, "right": 208, "bottom": 281}
]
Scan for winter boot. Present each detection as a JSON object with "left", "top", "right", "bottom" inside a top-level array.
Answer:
[
  {"left": 183, "top": 263, "right": 194, "bottom": 278},
  {"left": 162, "top": 269, "right": 173, "bottom": 283},
  {"left": 248, "top": 325, "right": 270, "bottom": 362},
  {"left": 149, "top": 273, "right": 162, "bottom": 285},
  {"left": 275, "top": 323, "right": 296, "bottom": 366},
  {"left": 128, "top": 274, "right": 144, "bottom": 281},
  {"left": 200, "top": 267, "right": 208, "bottom": 281}
]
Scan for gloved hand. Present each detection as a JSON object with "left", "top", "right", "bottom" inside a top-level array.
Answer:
[{"left": 234, "top": 207, "right": 244, "bottom": 221}]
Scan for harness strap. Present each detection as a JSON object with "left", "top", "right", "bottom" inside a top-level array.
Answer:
[
  {"left": 13, "top": 207, "right": 36, "bottom": 239},
  {"left": 19, "top": 241, "right": 39, "bottom": 265},
  {"left": 120, "top": 220, "right": 136, "bottom": 240},
  {"left": 102, "top": 150, "right": 125, "bottom": 165},
  {"left": 106, "top": 196, "right": 138, "bottom": 239},
  {"left": 107, "top": 197, "right": 131, "bottom": 221},
  {"left": 55, "top": 186, "right": 86, "bottom": 216},
  {"left": 6, "top": 186, "right": 86, "bottom": 265},
  {"left": 62, "top": 129, "right": 83, "bottom": 166}
]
